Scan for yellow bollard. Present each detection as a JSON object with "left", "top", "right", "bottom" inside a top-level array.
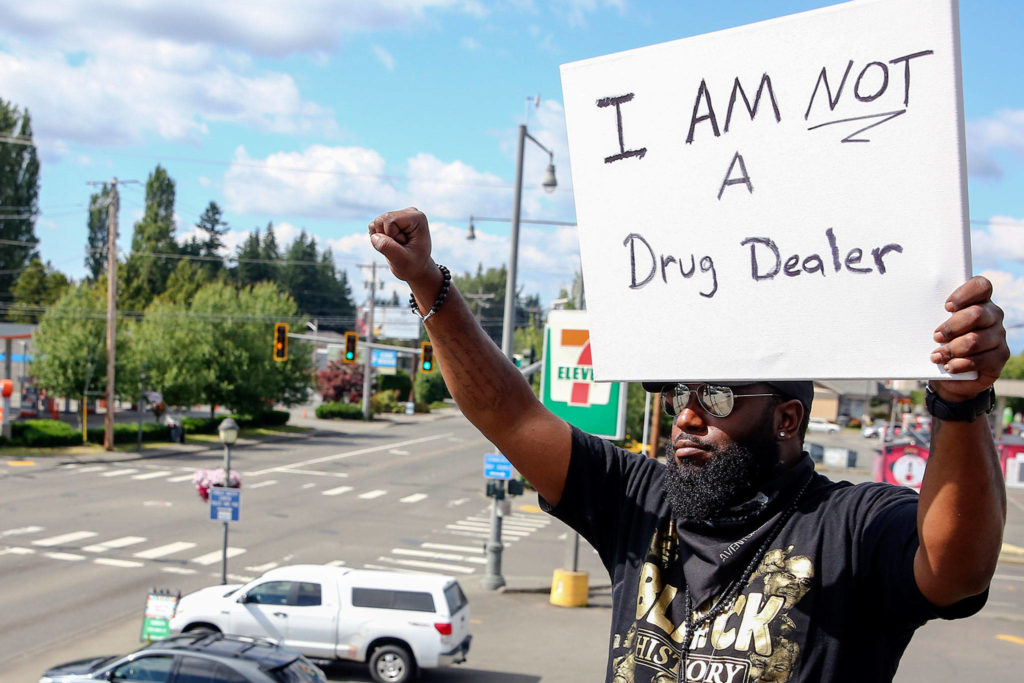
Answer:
[{"left": 550, "top": 568, "right": 589, "bottom": 607}]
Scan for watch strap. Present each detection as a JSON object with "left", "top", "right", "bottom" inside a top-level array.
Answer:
[{"left": 925, "top": 385, "right": 996, "bottom": 422}]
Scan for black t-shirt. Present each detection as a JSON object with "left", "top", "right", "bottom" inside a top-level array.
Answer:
[{"left": 541, "top": 427, "right": 986, "bottom": 683}]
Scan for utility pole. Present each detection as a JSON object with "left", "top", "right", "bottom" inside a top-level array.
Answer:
[
  {"left": 358, "top": 263, "right": 381, "bottom": 420},
  {"left": 88, "top": 178, "right": 137, "bottom": 450}
]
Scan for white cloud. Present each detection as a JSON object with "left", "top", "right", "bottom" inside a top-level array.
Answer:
[
  {"left": 406, "top": 153, "right": 510, "bottom": 219},
  {"left": 971, "top": 216, "right": 1024, "bottom": 269},
  {"left": 372, "top": 45, "right": 396, "bottom": 71},
  {"left": 967, "top": 109, "right": 1024, "bottom": 179},
  {"left": 223, "top": 145, "right": 403, "bottom": 219}
]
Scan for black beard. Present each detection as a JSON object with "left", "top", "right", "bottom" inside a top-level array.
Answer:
[{"left": 663, "top": 432, "right": 781, "bottom": 523}]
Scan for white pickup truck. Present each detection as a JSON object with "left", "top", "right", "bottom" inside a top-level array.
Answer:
[{"left": 168, "top": 565, "right": 471, "bottom": 683}]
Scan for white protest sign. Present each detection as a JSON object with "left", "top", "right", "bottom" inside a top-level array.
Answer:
[{"left": 560, "top": 0, "right": 971, "bottom": 382}]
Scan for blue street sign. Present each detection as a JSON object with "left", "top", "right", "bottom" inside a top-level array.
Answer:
[
  {"left": 483, "top": 453, "right": 513, "bottom": 480},
  {"left": 209, "top": 487, "right": 241, "bottom": 523},
  {"left": 371, "top": 349, "right": 398, "bottom": 369}
]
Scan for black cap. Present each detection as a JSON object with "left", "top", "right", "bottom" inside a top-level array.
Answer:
[{"left": 641, "top": 380, "right": 814, "bottom": 413}]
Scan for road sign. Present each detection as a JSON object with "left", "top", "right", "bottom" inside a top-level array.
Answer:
[
  {"left": 484, "top": 453, "right": 513, "bottom": 480},
  {"left": 371, "top": 349, "right": 398, "bottom": 375},
  {"left": 542, "top": 309, "right": 627, "bottom": 440},
  {"left": 209, "top": 487, "right": 241, "bottom": 522}
]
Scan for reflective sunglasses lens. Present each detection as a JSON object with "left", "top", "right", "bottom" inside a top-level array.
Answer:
[
  {"left": 668, "top": 385, "right": 691, "bottom": 416},
  {"left": 700, "top": 385, "right": 735, "bottom": 417}
]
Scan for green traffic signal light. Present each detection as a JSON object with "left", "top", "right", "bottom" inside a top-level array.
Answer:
[{"left": 423, "top": 361, "right": 432, "bottom": 371}]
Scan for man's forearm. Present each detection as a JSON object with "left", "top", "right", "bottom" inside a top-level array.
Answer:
[{"left": 915, "top": 417, "right": 1006, "bottom": 606}]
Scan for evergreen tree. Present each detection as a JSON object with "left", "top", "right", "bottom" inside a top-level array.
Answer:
[
  {"left": 85, "top": 184, "right": 112, "bottom": 282},
  {"left": 0, "top": 98, "right": 40, "bottom": 314},
  {"left": 196, "top": 201, "right": 228, "bottom": 276},
  {"left": 121, "top": 165, "right": 178, "bottom": 312}
]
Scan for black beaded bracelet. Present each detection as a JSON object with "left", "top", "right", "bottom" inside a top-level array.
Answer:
[{"left": 409, "top": 264, "right": 451, "bottom": 323}]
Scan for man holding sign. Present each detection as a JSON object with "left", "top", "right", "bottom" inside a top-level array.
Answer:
[{"left": 369, "top": 207, "right": 1007, "bottom": 683}]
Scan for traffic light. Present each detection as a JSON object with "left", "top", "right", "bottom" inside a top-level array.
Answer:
[
  {"left": 420, "top": 342, "right": 435, "bottom": 373},
  {"left": 343, "top": 331, "right": 358, "bottom": 364},
  {"left": 273, "top": 322, "right": 288, "bottom": 362}
]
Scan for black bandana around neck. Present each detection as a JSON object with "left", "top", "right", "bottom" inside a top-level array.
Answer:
[{"left": 671, "top": 456, "right": 815, "bottom": 607}]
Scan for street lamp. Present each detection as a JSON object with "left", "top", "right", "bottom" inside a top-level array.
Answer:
[
  {"left": 217, "top": 417, "right": 239, "bottom": 584},
  {"left": 502, "top": 124, "right": 557, "bottom": 360}
]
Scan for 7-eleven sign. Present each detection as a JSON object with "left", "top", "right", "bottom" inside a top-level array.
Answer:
[{"left": 542, "top": 309, "right": 626, "bottom": 440}]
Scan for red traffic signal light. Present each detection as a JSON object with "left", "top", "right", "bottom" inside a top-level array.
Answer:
[
  {"left": 420, "top": 342, "right": 435, "bottom": 373},
  {"left": 343, "top": 331, "right": 358, "bottom": 364},
  {"left": 273, "top": 323, "right": 288, "bottom": 362}
]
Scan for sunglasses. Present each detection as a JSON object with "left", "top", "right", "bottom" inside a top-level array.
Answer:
[{"left": 658, "top": 383, "right": 779, "bottom": 418}]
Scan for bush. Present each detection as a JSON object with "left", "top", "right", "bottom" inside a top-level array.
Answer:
[
  {"left": 12, "top": 419, "right": 83, "bottom": 447},
  {"left": 182, "top": 417, "right": 219, "bottom": 434},
  {"left": 315, "top": 402, "right": 365, "bottom": 420},
  {"left": 228, "top": 410, "right": 290, "bottom": 429},
  {"left": 414, "top": 371, "right": 449, "bottom": 405},
  {"left": 379, "top": 371, "right": 412, "bottom": 402},
  {"left": 371, "top": 391, "right": 397, "bottom": 416},
  {"left": 87, "top": 423, "right": 171, "bottom": 445}
]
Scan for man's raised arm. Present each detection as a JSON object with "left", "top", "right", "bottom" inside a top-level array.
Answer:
[
  {"left": 368, "top": 208, "right": 572, "bottom": 506},
  {"left": 914, "top": 276, "right": 1010, "bottom": 607}
]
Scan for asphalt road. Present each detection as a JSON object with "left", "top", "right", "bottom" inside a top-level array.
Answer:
[{"left": 2, "top": 411, "right": 1023, "bottom": 681}]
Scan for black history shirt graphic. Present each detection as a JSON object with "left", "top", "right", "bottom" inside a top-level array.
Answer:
[{"left": 610, "top": 523, "right": 813, "bottom": 683}]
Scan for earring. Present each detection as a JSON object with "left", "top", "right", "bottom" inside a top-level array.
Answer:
[{"left": 778, "top": 431, "right": 786, "bottom": 438}]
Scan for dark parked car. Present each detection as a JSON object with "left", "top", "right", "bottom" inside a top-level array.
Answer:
[{"left": 39, "top": 632, "right": 325, "bottom": 683}]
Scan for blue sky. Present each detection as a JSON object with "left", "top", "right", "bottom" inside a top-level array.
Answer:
[{"left": 2, "top": 0, "right": 1023, "bottom": 353}]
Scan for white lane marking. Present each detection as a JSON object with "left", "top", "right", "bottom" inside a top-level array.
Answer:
[
  {"left": 325, "top": 560, "right": 346, "bottom": 567},
  {"left": 376, "top": 556, "right": 475, "bottom": 574},
  {"left": 322, "top": 486, "right": 354, "bottom": 497},
  {"left": 226, "top": 573, "right": 255, "bottom": 583},
  {"left": 32, "top": 531, "right": 98, "bottom": 547},
  {"left": 248, "top": 480, "right": 277, "bottom": 489},
  {"left": 300, "top": 483, "right": 316, "bottom": 489},
  {"left": 246, "top": 561, "right": 279, "bottom": 573},
  {"left": 83, "top": 536, "right": 147, "bottom": 553},
  {"left": 392, "top": 548, "right": 464, "bottom": 561},
  {"left": 276, "top": 468, "right": 348, "bottom": 478},
  {"left": 94, "top": 558, "right": 145, "bottom": 568},
  {"left": 161, "top": 567, "right": 197, "bottom": 575},
  {"left": 167, "top": 474, "right": 195, "bottom": 483},
  {"left": 444, "top": 530, "right": 490, "bottom": 540},
  {"left": 358, "top": 490, "right": 387, "bottom": 500},
  {"left": 400, "top": 493, "right": 428, "bottom": 504},
  {"left": 390, "top": 449, "right": 410, "bottom": 455},
  {"left": 191, "top": 548, "right": 246, "bottom": 565},
  {"left": 447, "top": 523, "right": 531, "bottom": 537},
  {"left": 46, "top": 552, "right": 86, "bottom": 561},
  {"left": 67, "top": 466, "right": 106, "bottom": 474},
  {"left": 101, "top": 469, "right": 139, "bottom": 478},
  {"left": 133, "top": 542, "right": 197, "bottom": 559},
  {"left": 466, "top": 515, "right": 549, "bottom": 527},
  {"left": 132, "top": 471, "right": 171, "bottom": 480},
  {"left": 1, "top": 526, "right": 44, "bottom": 538},
  {"left": 248, "top": 433, "right": 451, "bottom": 476},
  {"left": 422, "top": 543, "right": 484, "bottom": 554},
  {"left": 447, "top": 498, "right": 470, "bottom": 507},
  {"left": 0, "top": 547, "right": 35, "bottom": 556},
  {"left": 464, "top": 557, "right": 488, "bottom": 564}
]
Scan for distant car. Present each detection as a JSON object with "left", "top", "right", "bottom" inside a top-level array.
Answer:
[
  {"left": 39, "top": 632, "right": 325, "bottom": 683},
  {"left": 169, "top": 565, "right": 471, "bottom": 683},
  {"left": 807, "top": 417, "right": 841, "bottom": 434},
  {"left": 861, "top": 421, "right": 890, "bottom": 439}
]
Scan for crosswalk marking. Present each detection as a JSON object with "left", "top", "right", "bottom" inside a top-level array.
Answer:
[
  {"left": 325, "top": 560, "right": 346, "bottom": 567},
  {"left": 32, "top": 531, "right": 98, "bottom": 547},
  {"left": 400, "top": 493, "right": 428, "bottom": 504},
  {"left": 95, "top": 558, "right": 145, "bottom": 568},
  {"left": 67, "top": 465, "right": 106, "bottom": 474},
  {"left": 132, "top": 471, "right": 171, "bottom": 480},
  {"left": 245, "top": 561, "right": 279, "bottom": 573},
  {"left": 322, "top": 486, "right": 353, "bottom": 497},
  {"left": 358, "top": 489, "right": 387, "bottom": 500},
  {"left": 464, "top": 556, "right": 488, "bottom": 564},
  {"left": 45, "top": 552, "right": 85, "bottom": 561},
  {"left": 191, "top": 548, "right": 246, "bottom": 566},
  {"left": 392, "top": 548, "right": 464, "bottom": 561},
  {"left": 167, "top": 474, "right": 195, "bottom": 483},
  {"left": 83, "top": 536, "right": 147, "bottom": 553},
  {"left": 133, "top": 542, "right": 196, "bottom": 559},
  {"left": 376, "top": 556, "right": 475, "bottom": 574},
  {"left": 1, "top": 525, "right": 44, "bottom": 538},
  {"left": 421, "top": 543, "right": 483, "bottom": 554},
  {"left": 0, "top": 547, "right": 34, "bottom": 556},
  {"left": 161, "top": 567, "right": 197, "bottom": 575},
  {"left": 248, "top": 480, "right": 277, "bottom": 489},
  {"left": 101, "top": 469, "right": 139, "bottom": 478}
]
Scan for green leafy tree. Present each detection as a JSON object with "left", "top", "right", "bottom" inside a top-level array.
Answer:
[
  {"left": 233, "top": 223, "right": 278, "bottom": 288},
  {"left": 0, "top": 98, "right": 40, "bottom": 311},
  {"left": 32, "top": 281, "right": 136, "bottom": 402},
  {"left": 134, "top": 281, "right": 313, "bottom": 415},
  {"left": 452, "top": 264, "right": 540, "bottom": 348},
  {"left": 85, "top": 184, "right": 112, "bottom": 282},
  {"left": 196, "top": 201, "right": 228, "bottom": 277},
  {"left": 9, "top": 257, "right": 70, "bottom": 322},
  {"left": 160, "top": 260, "right": 210, "bottom": 306},
  {"left": 121, "top": 165, "right": 178, "bottom": 312}
]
